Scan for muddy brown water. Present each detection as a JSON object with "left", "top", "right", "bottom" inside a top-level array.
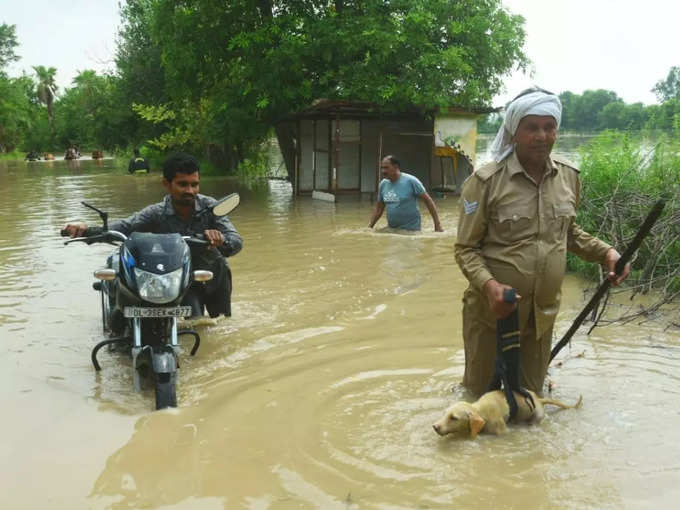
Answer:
[{"left": 1, "top": 157, "right": 678, "bottom": 509}]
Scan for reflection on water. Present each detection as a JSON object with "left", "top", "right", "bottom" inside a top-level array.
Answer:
[{"left": 1, "top": 157, "right": 678, "bottom": 509}]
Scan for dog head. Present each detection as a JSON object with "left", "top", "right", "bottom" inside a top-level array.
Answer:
[{"left": 432, "top": 402, "right": 486, "bottom": 439}]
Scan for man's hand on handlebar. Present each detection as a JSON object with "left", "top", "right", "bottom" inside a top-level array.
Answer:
[
  {"left": 62, "top": 222, "right": 89, "bottom": 238},
  {"left": 203, "top": 229, "right": 224, "bottom": 247}
]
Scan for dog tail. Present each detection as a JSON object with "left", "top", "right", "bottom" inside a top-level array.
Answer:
[{"left": 539, "top": 395, "right": 583, "bottom": 410}]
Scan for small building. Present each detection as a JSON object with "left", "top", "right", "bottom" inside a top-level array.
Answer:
[{"left": 275, "top": 100, "right": 492, "bottom": 198}]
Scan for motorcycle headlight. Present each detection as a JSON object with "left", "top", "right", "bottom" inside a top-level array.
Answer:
[{"left": 134, "top": 267, "right": 184, "bottom": 304}]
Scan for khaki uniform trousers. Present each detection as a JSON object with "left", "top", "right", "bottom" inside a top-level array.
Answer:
[{"left": 461, "top": 288, "right": 552, "bottom": 396}]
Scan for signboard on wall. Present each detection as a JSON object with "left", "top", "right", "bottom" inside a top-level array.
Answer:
[{"left": 433, "top": 114, "right": 478, "bottom": 165}]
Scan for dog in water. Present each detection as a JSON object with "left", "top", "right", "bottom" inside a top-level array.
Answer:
[{"left": 432, "top": 390, "right": 582, "bottom": 438}]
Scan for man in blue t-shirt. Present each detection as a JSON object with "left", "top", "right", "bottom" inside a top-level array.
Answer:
[{"left": 368, "top": 155, "right": 443, "bottom": 231}]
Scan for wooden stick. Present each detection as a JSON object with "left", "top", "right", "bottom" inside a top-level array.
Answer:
[{"left": 549, "top": 199, "right": 666, "bottom": 363}]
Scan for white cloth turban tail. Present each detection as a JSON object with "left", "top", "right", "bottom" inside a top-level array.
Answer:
[{"left": 489, "top": 91, "right": 563, "bottom": 162}]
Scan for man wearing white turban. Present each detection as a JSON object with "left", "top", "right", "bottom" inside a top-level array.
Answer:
[{"left": 454, "top": 88, "right": 630, "bottom": 395}]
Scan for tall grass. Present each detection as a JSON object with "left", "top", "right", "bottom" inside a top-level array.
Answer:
[{"left": 568, "top": 131, "right": 680, "bottom": 299}]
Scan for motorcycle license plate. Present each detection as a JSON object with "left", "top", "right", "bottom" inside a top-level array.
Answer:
[{"left": 123, "top": 306, "right": 192, "bottom": 318}]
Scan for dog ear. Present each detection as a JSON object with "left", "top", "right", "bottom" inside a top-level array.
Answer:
[{"left": 467, "top": 411, "right": 485, "bottom": 439}]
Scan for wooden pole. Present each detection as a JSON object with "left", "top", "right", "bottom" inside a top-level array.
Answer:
[{"left": 549, "top": 199, "right": 666, "bottom": 363}]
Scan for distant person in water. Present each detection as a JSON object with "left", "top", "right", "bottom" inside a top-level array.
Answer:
[
  {"left": 128, "top": 148, "right": 151, "bottom": 174},
  {"left": 64, "top": 146, "right": 78, "bottom": 160},
  {"left": 368, "top": 155, "right": 443, "bottom": 232}
]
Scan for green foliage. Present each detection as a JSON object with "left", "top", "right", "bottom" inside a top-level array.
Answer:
[
  {"left": 160, "top": 0, "right": 527, "bottom": 111},
  {"left": 114, "top": 0, "right": 169, "bottom": 146},
  {"left": 559, "top": 89, "right": 622, "bottom": 131},
  {"left": 556, "top": 83, "right": 680, "bottom": 132},
  {"left": 54, "top": 70, "right": 128, "bottom": 150},
  {"left": 132, "top": 98, "right": 220, "bottom": 153},
  {"left": 235, "top": 138, "right": 283, "bottom": 180},
  {"left": 2, "top": 1, "right": 529, "bottom": 169},
  {"left": 32, "top": 65, "right": 58, "bottom": 139},
  {"left": 0, "top": 74, "right": 39, "bottom": 152},
  {"left": 652, "top": 66, "right": 680, "bottom": 103},
  {"left": 142, "top": 0, "right": 527, "bottom": 172},
  {"left": 0, "top": 23, "right": 19, "bottom": 70},
  {"left": 644, "top": 98, "right": 680, "bottom": 132},
  {"left": 0, "top": 149, "right": 26, "bottom": 160},
  {"left": 568, "top": 131, "right": 680, "bottom": 295},
  {"left": 0, "top": 26, "right": 45, "bottom": 154}
]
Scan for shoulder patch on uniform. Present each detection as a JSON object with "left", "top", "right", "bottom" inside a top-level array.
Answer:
[
  {"left": 552, "top": 155, "right": 580, "bottom": 173},
  {"left": 463, "top": 197, "right": 479, "bottom": 215},
  {"left": 473, "top": 160, "right": 504, "bottom": 182}
]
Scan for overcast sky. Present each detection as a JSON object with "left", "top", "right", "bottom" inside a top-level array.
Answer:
[{"left": 3, "top": 0, "right": 678, "bottom": 106}]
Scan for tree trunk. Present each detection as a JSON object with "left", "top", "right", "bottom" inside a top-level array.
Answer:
[
  {"left": 258, "top": 1, "right": 272, "bottom": 19},
  {"left": 47, "top": 97, "right": 54, "bottom": 140}
]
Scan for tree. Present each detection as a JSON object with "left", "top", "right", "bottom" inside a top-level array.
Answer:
[
  {"left": 576, "top": 90, "right": 620, "bottom": 131},
  {"left": 558, "top": 91, "right": 579, "bottom": 130},
  {"left": 597, "top": 101, "right": 626, "bottom": 130},
  {"left": 646, "top": 99, "right": 680, "bottom": 131},
  {"left": 0, "top": 23, "right": 19, "bottom": 70},
  {"left": 558, "top": 89, "right": 620, "bottom": 131},
  {"left": 620, "top": 102, "right": 647, "bottom": 131},
  {"left": 144, "top": 0, "right": 528, "bottom": 173},
  {"left": 0, "top": 25, "right": 47, "bottom": 153},
  {"left": 33, "top": 65, "right": 58, "bottom": 136},
  {"left": 51, "top": 69, "right": 133, "bottom": 150},
  {"left": 114, "top": 0, "right": 169, "bottom": 147},
  {"left": 0, "top": 74, "right": 40, "bottom": 152},
  {"left": 652, "top": 66, "right": 680, "bottom": 103}
]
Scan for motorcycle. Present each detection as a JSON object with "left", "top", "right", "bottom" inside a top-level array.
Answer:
[{"left": 62, "top": 194, "right": 240, "bottom": 410}]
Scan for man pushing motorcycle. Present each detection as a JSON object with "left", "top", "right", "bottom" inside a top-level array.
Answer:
[{"left": 63, "top": 152, "right": 243, "bottom": 318}]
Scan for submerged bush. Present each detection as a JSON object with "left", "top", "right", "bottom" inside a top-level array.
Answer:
[{"left": 569, "top": 131, "right": 680, "bottom": 299}]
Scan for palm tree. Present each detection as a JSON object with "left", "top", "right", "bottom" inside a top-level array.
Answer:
[{"left": 33, "top": 65, "right": 58, "bottom": 136}]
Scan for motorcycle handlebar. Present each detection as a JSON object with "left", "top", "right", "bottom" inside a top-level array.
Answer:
[
  {"left": 64, "top": 236, "right": 96, "bottom": 245},
  {"left": 63, "top": 231, "right": 127, "bottom": 246},
  {"left": 182, "top": 235, "right": 209, "bottom": 246}
]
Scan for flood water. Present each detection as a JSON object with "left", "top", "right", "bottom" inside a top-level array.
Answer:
[{"left": 1, "top": 156, "right": 678, "bottom": 509}]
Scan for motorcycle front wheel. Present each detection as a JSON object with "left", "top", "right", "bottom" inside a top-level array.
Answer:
[{"left": 154, "top": 372, "right": 177, "bottom": 410}]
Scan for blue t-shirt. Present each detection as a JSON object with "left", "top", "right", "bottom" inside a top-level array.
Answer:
[{"left": 378, "top": 172, "right": 426, "bottom": 230}]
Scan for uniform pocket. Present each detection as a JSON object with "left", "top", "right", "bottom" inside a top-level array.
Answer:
[
  {"left": 553, "top": 202, "right": 576, "bottom": 238},
  {"left": 493, "top": 199, "right": 536, "bottom": 242}
]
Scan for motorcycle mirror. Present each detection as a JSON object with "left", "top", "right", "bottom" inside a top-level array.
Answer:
[
  {"left": 212, "top": 193, "right": 240, "bottom": 217},
  {"left": 82, "top": 201, "right": 109, "bottom": 231}
]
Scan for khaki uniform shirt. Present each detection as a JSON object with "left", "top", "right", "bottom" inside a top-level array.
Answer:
[{"left": 455, "top": 152, "right": 612, "bottom": 338}]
